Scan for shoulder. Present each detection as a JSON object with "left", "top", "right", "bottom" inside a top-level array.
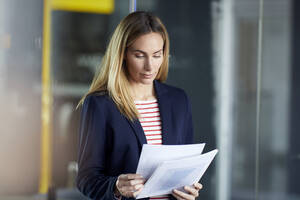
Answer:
[
  {"left": 84, "top": 92, "right": 109, "bottom": 105},
  {"left": 82, "top": 92, "right": 115, "bottom": 114}
]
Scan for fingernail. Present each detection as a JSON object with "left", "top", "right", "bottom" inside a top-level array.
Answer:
[{"left": 135, "top": 185, "right": 139, "bottom": 190}]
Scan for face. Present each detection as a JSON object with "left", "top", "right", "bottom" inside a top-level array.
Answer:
[{"left": 125, "top": 32, "right": 164, "bottom": 86}]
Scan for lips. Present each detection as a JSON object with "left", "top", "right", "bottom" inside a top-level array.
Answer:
[{"left": 141, "top": 74, "right": 153, "bottom": 79}]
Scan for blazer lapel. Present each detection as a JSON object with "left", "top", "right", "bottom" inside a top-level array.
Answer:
[
  {"left": 127, "top": 118, "right": 147, "bottom": 148},
  {"left": 154, "top": 81, "right": 174, "bottom": 145}
]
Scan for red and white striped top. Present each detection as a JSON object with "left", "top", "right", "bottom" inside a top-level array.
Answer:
[{"left": 135, "top": 99, "right": 169, "bottom": 200}]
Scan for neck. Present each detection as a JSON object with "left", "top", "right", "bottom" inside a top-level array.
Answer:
[{"left": 130, "top": 82, "right": 156, "bottom": 101}]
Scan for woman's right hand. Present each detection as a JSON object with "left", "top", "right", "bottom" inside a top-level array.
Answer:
[{"left": 115, "top": 174, "right": 145, "bottom": 198}]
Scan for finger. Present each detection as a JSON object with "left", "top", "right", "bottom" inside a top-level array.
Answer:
[
  {"left": 118, "top": 174, "right": 143, "bottom": 181},
  {"left": 116, "top": 179, "right": 123, "bottom": 194},
  {"left": 122, "top": 190, "right": 134, "bottom": 198},
  {"left": 120, "top": 184, "right": 144, "bottom": 198},
  {"left": 122, "top": 178, "right": 145, "bottom": 186},
  {"left": 172, "top": 191, "right": 184, "bottom": 200},
  {"left": 193, "top": 182, "right": 203, "bottom": 190},
  {"left": 184, "top": 186, "right": 199, "bottom": 197},
  {"left": 117, "top": 174, "right": 145, "bottom": 188},
  {"left": 173, "top": 189, "right": 194, "bottom": 200},
  {"left": 133, "top": 185, "right": 144, "bottom": 197},
  {"left": 126, "top": 174, "right": 143, "bottom": 180},
  {"left": 118, "top": 187, "right": 134, "bottom": 198},
  {"left": 120, "top": 184, "right": 144, "bottom": 192},
  {"left": 118, "top": 174, "right": 127, "bottom": 180}
]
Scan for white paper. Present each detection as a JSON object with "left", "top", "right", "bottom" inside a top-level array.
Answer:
[
  {"left": 136, "top": 144, "right": 205, "bottom": 180},
  {"left": 136, "top": 147, "right": 218, "bottom": 199}
]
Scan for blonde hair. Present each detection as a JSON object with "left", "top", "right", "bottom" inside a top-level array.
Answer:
[{"left": 78, "top": 11, "right": 170, "bottom": 120}]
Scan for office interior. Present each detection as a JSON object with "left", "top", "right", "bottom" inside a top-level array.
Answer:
[{"left": 0, "top": 0, "right": 299, "bottom": 199}]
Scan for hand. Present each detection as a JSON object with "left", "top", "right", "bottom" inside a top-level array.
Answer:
[
  {"left": 172, "top": 183, "right": 203, "bottom": 200},
  {"left": 115, "top": 174, "right": 145, "bottom": 198}
]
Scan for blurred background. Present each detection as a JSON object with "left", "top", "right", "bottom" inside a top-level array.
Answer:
[{"left": 0, "top": 0, "right": 299, "bottom": 199}]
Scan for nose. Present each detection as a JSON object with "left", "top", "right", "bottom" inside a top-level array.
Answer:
[{"left": 144, "top": 57, "right": 153, "bottom": 71}]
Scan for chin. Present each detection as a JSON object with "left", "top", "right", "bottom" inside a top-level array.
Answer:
[{"left": 140, "top": 79, "right": 155, "bottom": 85}]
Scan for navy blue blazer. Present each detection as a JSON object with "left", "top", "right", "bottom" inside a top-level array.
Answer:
[{"left": 77, "top": 80, "right": 194, "bottom": 200}]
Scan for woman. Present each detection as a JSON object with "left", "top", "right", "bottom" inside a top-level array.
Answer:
[{"left": 77, "top": 11, "right": 202, "bottom": 200}]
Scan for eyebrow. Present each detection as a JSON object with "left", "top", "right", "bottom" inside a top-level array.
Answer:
[{"left": 130, "top": 49, "right": 163, "bottom": 54}]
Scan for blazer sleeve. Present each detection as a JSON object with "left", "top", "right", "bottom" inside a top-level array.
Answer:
[
  {"left": 183, "top": 92, "right": 194, "bottom": 144},
  {"left": 76, "top": 95, "right": 117, "bottom": 200}
]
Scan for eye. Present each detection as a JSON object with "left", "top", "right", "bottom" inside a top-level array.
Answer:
[
  {"left": 135, "top": 54, "right": 144, "bottom": 58},
  {"left": 153, "top": 54, "right": 162, "bottom": 58}
]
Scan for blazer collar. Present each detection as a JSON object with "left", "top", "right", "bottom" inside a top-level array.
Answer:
[
  {"left": 153, "top": 80, "right": 168, "bottom": 96},
  {"left": 128, "top": 80, "right": 174, "bottom": 148},
  {"left": 128, "top": 118, "right": 147, "bottom": 148},
  {"left": 154, "top": 80, "right": 174, "bottom": 145}
]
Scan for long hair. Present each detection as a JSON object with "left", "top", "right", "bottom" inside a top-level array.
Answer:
[{"left": 78, "top": 11, "right": 170, "bottom": 120}]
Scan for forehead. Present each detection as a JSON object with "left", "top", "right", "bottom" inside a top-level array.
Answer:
[{"left": 129, "top": 32, "right": 164, "bottom": 53}]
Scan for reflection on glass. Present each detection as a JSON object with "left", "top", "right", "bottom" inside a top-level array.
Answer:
[
  {"left": 214, "top": 0, "right": 299, "bottom": 199},
  {"left": 259, "top": 0, "right": 298, "bottom": 199}
]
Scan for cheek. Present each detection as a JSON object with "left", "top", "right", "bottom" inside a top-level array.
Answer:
[
  {"left": 127, "top": 60, "right": 143, "bottom": 74},
  {"left": 154, "top": 59, "right": 163, "bottom": 70}
]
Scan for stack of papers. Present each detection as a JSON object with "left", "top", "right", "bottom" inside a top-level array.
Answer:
[{"left": 136, "top": 144, "right": 218, "bottom": 199}]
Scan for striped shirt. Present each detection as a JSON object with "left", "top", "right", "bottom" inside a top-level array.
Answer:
[{"left": 135, "top": 99, "right": 169, "bottom": 200}]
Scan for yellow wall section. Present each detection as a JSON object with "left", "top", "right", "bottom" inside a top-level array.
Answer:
[
  {"left": 51, "top": 0, "right": 114, "bottom": 14},
  {"left": 40, "top": 0, "right": 53, "bottom": 194}
]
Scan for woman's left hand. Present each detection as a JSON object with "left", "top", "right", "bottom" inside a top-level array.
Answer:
[{"left": 172, "top": 182, "right": 203, "bottom": 200}]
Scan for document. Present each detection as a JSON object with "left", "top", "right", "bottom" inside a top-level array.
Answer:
[
  {"left": 136, "top": 144, "right": 218, "bottom": 199},
  {"left": 136, "top": 143, "right": 205, "bottom": 180}
]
